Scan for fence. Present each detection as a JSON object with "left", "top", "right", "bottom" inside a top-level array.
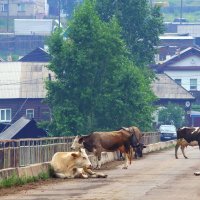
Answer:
[{"left": 0, "top": 132, "right": 160, "bottom": 170}]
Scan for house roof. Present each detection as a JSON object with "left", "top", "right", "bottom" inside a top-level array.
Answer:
[
  {"left": 0, "top": 117, "right": 32, "bottom": 140},
  {"left": 155, "top": 47, "right": 200, "bottom": 72},
  {"left": 152, "top": 73, "right": 195, "bottom": 100},
  {"left": 0, "top": 117, "right": 47, "bottom": 140},
  {"left": 19, "top": 47, "right": 51, "bottom": 62}
]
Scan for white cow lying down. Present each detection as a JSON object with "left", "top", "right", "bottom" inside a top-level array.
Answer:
[{"left": 51, "top": 148, "right": 107, "bottom": 179}]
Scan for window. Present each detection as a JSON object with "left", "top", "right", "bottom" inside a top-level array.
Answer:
[
  {"left": 26, "top": 109, "right": 34, "bottom": 119},
  {"left": 190, "top": 79, "right": 197, "bottom": 90},
  {"left": 18, "top": 3, "right": 25, "bottom": 12},
  {"left": 0, "top": 4, "right": 8, "bottom": 12},
  {"left": 175, "top": 79, "right": 182, "bottom": 85},
  {"left": 0, "top": 109, "right": 11, "bottom": 122}
]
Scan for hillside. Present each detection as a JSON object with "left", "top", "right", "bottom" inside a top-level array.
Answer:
[{"left": 160, "top": 0, "right": 200, "bottom": 22}]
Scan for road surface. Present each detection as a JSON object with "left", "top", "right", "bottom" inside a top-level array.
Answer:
[{"left": 1, "top": 146, "right": 200, "bottom": 200}]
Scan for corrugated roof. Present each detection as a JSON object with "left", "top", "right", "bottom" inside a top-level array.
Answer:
[
  {"left": 19, "top": 47, "right": 51, "bottom": 62},
  {"left": 152, "top": 74, "right": 195, "bottom": 100},
  {"left": 0, "top": 117, "right": 31, "bottom": 140}
]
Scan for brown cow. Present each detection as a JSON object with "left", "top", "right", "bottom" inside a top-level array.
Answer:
[
  {"left": 118, "top": 126, "right": 146, "bottom": 159},
  {"left": 71, "top": 126, "right": 138, "bottom": 169}
]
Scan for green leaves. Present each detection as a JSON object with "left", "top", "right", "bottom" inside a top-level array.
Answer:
[
  {"left": 158, "top": 103, "right": 185, "bottom": 128},
  {"left": 45, "top": 0, "right": 159, "bottom": 136}
]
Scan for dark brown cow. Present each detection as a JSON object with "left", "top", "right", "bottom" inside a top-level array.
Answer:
[
  {"left": 71, "top": 126, "right": 138, "bottom": 169},
  {"left": 175, "top": 127, "right": 200, "bottom": 159},
  {"left": 119, "top": 126, "right": 146, "bottom": 159},
  {"left": 175, "top": 138, "right": 198, "bottom": 159}
]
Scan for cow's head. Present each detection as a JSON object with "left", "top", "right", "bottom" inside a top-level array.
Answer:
[
  {"left": 134, "top": 143, "right": 146, "bottom": 158},
  {"left": 71, "top": 148, "right": 92, "bottom": 169},
  {"left": 71, "top": 135, "right": 85, "bottom": 150}
]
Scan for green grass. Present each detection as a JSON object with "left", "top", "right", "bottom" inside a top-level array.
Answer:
[{"left": 0, "top": 172, "right": 50, "bottom": 189}]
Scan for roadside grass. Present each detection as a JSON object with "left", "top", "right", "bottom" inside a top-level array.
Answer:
[{"left": 0, "top": 171, "right": 50, "bottom": 188}]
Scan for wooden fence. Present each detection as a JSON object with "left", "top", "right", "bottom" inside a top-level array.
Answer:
[{"left": 0, "top": 132, "right": 160, "bottom": 170}]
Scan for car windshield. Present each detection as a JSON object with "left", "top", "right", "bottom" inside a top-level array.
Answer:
[{"left": 159, "top": 125, "right": 176, "bottom": 132}]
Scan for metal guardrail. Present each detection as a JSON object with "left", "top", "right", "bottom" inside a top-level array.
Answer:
[{"left": 0, "top": 132, "right": 160, "bottom": 170}]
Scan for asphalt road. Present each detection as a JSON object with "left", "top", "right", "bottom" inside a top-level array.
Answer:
[{"left": 1, "top": 146, "right": 200, "bottom": 200}]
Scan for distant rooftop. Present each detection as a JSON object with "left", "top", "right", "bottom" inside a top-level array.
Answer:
[{"left": 152, "top": 74, "right": 195, "bottom": 100}]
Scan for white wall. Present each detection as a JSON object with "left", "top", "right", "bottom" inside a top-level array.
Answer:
[{"left": 165, "top": 70, "right": 200, "bottom": 91}]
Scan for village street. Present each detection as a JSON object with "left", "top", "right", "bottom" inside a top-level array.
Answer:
[{"left": 1, "top": 146, "right": 200, "bottom": 200}]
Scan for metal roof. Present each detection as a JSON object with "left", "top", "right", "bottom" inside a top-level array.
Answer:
[
  {"left": 152, "top": 74, "right": 195, "bottom": 100},
  {"left": 0, "top": 117, "right": 31, "bottom": 140},
  {"left": 19, "top": 47, "right": 51, "bottom": 62}
]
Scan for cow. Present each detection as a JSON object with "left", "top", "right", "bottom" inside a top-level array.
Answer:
[
  {"left": 175, "top": 126, "right": 200, "bottom": 159},
  {"left": 50, "top": 148, "right": 107, "bottom": 179},
  {"left": 71, "top": 126, "right": 142, "bottom": 169},
  {"left": 175, "top": 138, "right": 198, "bottom": 159},
  {"left": 118, "top": 126, "right": 146, "bottom": 159}
]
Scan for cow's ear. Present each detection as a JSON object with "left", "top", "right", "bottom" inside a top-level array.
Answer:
[
  {"left": 78, "top": 137, "right": 84, "bottom": 144},
  {"left": 71, "top": 153, "right": 79, "bottom": 158},
  {"left": 143, "top": 145, "right": 147, "bottom": 148}
]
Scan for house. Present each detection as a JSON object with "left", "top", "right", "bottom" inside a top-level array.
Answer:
[
  {"left": 0, "top": 47, "right": 52, "bottom": 124},
  {"left": 0, "top": 0, "right": 49, "bottom": 18},
  {"left": 0, "top": 116, "right": 47, "bottom": 140},
  {"left": 155, "top": 33, "right": 195, "bottom": 63},
  {"left": 0, "top": 123, "right": 10, "bottom": 133},
  {"left": 153, "top": 47, "right": 200, "bottom": 126},
  {"left": 151, "top": 73, "right": 195, "bottom": 127}
]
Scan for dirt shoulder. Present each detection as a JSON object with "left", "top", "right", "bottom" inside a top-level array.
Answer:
[{"left": 0, "top": 160, "right": 124, "bottom": 197}]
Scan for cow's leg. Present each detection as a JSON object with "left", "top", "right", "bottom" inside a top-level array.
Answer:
[
  {"left": 175, "top": 143, "right": 180, "bottom": 159},
  {"left": 122, "top": 153, "right": 129, "bottom": 169},
  {"left": 84, "top": 167, "right": 107, "bottom": 178},
  {"left": 181, "top": 146, "right": 188, "bottom": 159},
  {"left": 127, "top": 148, "right": 133, "bottom": 165},
  {"left": 54, "top": 173, "right": 67, "bottom": 179},
  {"left": 96, "top": 154, "right": 102, "bottom": 169},
  {"left": 73, "top": 168, "right": 89, "bottom": 179}
]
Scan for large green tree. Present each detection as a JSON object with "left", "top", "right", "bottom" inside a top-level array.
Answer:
[
  {"left": 45, "top": 0, "right": 156, "bottom": 136},
  {"left": 96, "top": 0, "right": 164, "bottom": 65}
]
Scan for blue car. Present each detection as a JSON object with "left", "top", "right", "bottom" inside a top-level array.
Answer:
[{"left": 159, "top": 125, "right": 177, "bottom": 141}]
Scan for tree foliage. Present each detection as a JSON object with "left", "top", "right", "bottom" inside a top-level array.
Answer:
[
  {"left": 158, "top": 103, "right": 185, "bottom": 128},
  {"left": 96, "top": 0, "right": 164, "bottom": 65},
  {"left": 45, "top": 0, "right": 156, "bottom": 136}
]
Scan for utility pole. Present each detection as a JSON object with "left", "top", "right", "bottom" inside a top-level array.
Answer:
[{"left": 7, "top": 0, "right": 9, "bottom": 32}]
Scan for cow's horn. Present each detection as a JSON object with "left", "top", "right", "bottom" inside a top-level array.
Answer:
[{"left": 122, "top": 127, "right": 129, "bottom": 131}]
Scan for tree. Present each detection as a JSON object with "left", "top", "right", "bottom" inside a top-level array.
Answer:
[
  {"left": 158, "top": 103, "right": 185, "bottom": 128},
  {"left": 96, "top": 0, "right": 164, "bottom": 65},
  {"left": 45, "top": 0, "right": 156, "bottom": 136}
]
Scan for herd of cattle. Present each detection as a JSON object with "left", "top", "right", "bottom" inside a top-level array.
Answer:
[{"left": 50, "top": 126, "right": 200, "bottom": 179}]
